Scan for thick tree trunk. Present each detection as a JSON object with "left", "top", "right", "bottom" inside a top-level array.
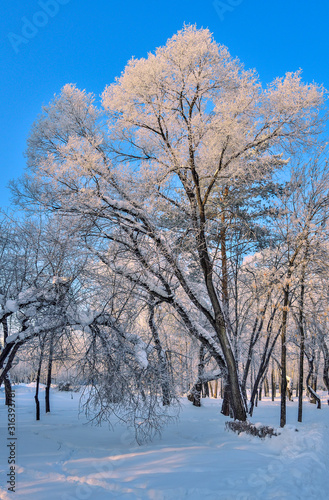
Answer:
[
  {"left": 216, "top": 321, "right": 246, "bottom": 420},
  {"left": 187, "top": 345, "right": 206, "bottom": 407},
  {"left": 4, "top": 376, "right": 12, "bottom": 406},
  {"left": 193, "top": 198, "right": 246, "bottom": 421},
  {"left": 187, "top": 382, "right": 202, "bottom": 407},
  {"left": 221, "top": 383, "right": 232, "bottom": 417},
  {"left": 219, "top": 218, "right": 245, "bottom": 419},
  {"left": 0, "top": 341, "right": 24, "bottom": 387}
]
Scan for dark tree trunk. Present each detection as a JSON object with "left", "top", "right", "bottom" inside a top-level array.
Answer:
[
  {"left": 45, "top": 334, "right": 54, "bottom": 413},
  {"left": 35, "top": 352, "right": 43, "bottom": 421},
  {"left": 298, "top": 306, "right": 305, "bottom": 422},
  {"left": 221, "top": 383, "right": 231, "bottom": 417},
  {"left": 306, "top": 356, "right": 321, "bottom": 407},
  {"left": 195, "top": 206, "right": 246, "bottom": 421},
  {"left": 187, "top": 345, "right": 206, "bottom": 407},
  {"left": 0, "top": 340, "right": 25, "bottom": 387},
  {"left": 4, "top": 376, "right": 12, "bottom": 406},
  {"left": 271, "top": 367, "right": 276, "bottom": 401},
  {"left": 187, "top": 382, "right": 202, "bottom": 407},
  {"left": 297, "top": 251, "right": 308, "bottom": 422},
  {"left": 1, "top": 317, "right": 12, "bottom": 405},
  {"left": 218, "top": 217, "right": 246, "bottom": 420},
  {"left": 202, "top": 381, "right": 209, "bottom": 398},
  {"left": 280, "top": 284, "right": 290, "bottom": 428}
]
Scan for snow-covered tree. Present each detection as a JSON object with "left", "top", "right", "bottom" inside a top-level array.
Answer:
[{"left": 13, "top": 26, "right": 326, "bottom": 422}]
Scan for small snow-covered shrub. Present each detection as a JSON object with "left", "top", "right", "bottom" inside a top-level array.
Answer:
[
  {"left": 58, "top": 382, "right": 80, "bottom": 392},
  {"left": 225, "top": 420, "right": 278, "bottom": 438}
]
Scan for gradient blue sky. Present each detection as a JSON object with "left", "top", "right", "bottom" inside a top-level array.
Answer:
[{"left": 1, "top": 0, "right": 329, "bottom": 208}]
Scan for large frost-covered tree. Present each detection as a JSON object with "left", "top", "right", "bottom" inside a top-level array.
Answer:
[{"left": 14, "top": 25, "right": 325, "bottom": 422}]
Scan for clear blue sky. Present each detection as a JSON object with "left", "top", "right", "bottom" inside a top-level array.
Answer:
[{"left": 1, "top": 0, "right": 329, "bottom": 208}]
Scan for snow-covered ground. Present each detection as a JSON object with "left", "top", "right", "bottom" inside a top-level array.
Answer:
[{"left": 0, "top": 385, "right": 328, "bottom": 500}]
